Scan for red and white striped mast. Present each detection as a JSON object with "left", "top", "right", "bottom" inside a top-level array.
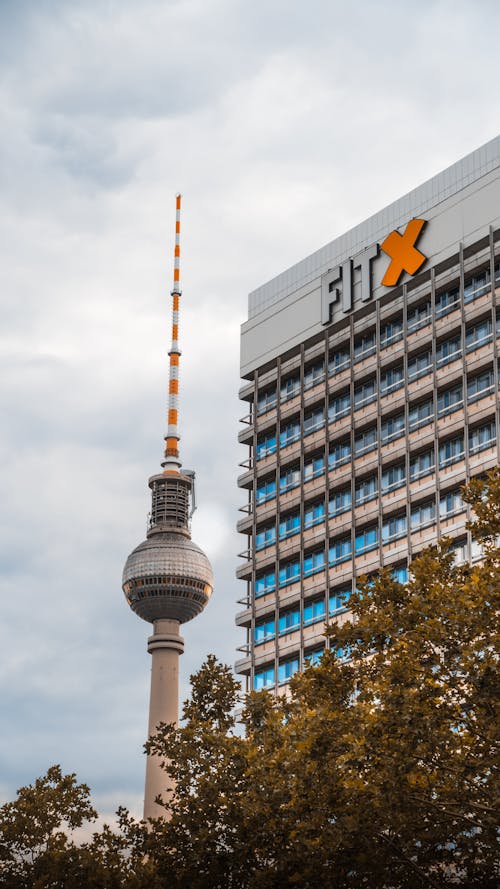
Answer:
[{"left": 163, "top": 192, "right": 182, "bottom": 473}]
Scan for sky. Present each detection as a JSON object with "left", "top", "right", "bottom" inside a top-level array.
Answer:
[{"left": 1, "top": 0, "right": 499, "bottom": 821}]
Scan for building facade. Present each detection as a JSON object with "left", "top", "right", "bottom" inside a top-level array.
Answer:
[{"left": 236, "top": 137, "right": 500, "bottom": 693}]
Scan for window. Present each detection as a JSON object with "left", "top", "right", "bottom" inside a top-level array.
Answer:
[
  {"left": 329, "top": 488, "right": 352, "bottom": 516},
  {"left": 408, "top": 398, "right": 433, "bottom": 430},
  {"left": 304, "top": 360, "right": 325, "bottom": 390},
  {"left": 281, "top": 374, "right": 300, "bottom": 402},
  {"left": 304, "top": 454, "right": 324, "bottom": 481},
  {"left": 380, "top": 315, "right": 403, "bottom": 347},
  {"left": 256, "top": 431, "right": 277, "bottom": 460},
  {"left": 439, "top": 435, "right": 464, "bottom": 467},
  {"left": 410, "top": 500, "right": 435, "bottom": 530},
  {"left": 279, "top": 608, "right": 300, "bottom": 634},
  {"left": 255, "top": 524, "right": 276, "bottom": 551},
  {"left": 278, "top": 558, "right": 300, "bottom": 587},
  {"left": 408, "top": 350, "right": 432, "bottom": 380},
  {"left": 467, "top": 368, "right": 494, "bottom": 402},
  {"left": 466, "top": 319, "right": 492, "bottom": 351},
  {"left": 464, "top": 269, "right": 489, "bottom": 303},
  {"left": 435, "top": 285, "right": 459, "bottom": 317},
  {"left": 304, "top": 406, "right": 325, "bottom": 435},
  {"left": 304, "top": 548, "right": 325, "bottom": 575},
  {"left": 440, "top": 489, "right": 463, "bottom": 519},
  {"left": 304, "top": 502, "right": 325, "bottom": 529},
  {"left": 354, "top": 426, "right": 377, "bottom": 455},
  {"left": 329, "top": 347, "right": 350, "bottom": 374},
  {"left": 279, "top": 511, "right": 300, "bottom": 540},
  {"left": 329, "top": 589, "right": 350, "bottom": 614},
  {"left": 392, "top": 565, "right": 408, "bottom": 584},
  {"left": 329, "top": 390, "right": 351, "bottom": 421},
  {"left": 254, "top": 666, "right": 275, "bottom": 690},
  {"left": 380, "top": 364, "right": 404, "bottom": 394},
  {"left": 257, "top": 387, "right": 277, "bottom": 415},
  {"left": 329, "top": 438, "right": 351, "bottom": 468},
  {"left": 382, "top": 513, "right": 407, "bottom": 542},
  {"left": 280, "top": 466, "right": 300, "bottom": 494},
  {"left": 436, "top": 334, "right": 461, "bottom": 366},
  {"left": 256, "top": 478, "right": 276, "bottom": 505},
  {"left": 354, "top": 330, "right": 376, "bottom": 360},
  {"left": 437, "top": 384, "right": 462, "bottom": 415},
  {"left": 278, "top": 657, "right": 299, "bottom": 683},
  {"left": 255, "top": 571, "right": 276, "bottom": 596},
  {"left": 280, "top": 418, "right": 301, "bottom": 448},
  {"left": 354, "top": 379, "right": 376, "bottom": 408},
  {"left": 409, "top": 448, "right": 434, "bottom": 480},
  {"left": 408, "top": 300, "right": 431, "bottom": 331},
  {"left": 280, "top": 464, "right": 300, "bottom": 493},
  {"left": 254, "top": 618, "right": 275, "bottom": 644},
  {"left": 355, "top": 525, "right": 378, "bottom": 554},
  {"left": 355, "top": 475, "right": 378, "bottom": 505},
  {"left": 304, "top": 597, "right": 326, "bottom": 624},
  {"left": 381, "top": 412, "right": 405, "bottom": 443},
  {"left": 381, "top": 462, "right": 405, "bottom": 492},
  {"left": 469, "top": 420, "right": 496, "bottom": 454},
  {"left": 329, "top": 536, "right": 352, "bottom": 564},
  {"left": 304, "top": 647, "right": 325, "bottom": 666}
]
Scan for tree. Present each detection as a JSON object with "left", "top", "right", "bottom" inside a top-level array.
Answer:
[
  {"left": 0, "top": 765, "right": 151, "bottom": 889},
  {"left": 145, "top": 468, "right": 499, "bottom": 888}
]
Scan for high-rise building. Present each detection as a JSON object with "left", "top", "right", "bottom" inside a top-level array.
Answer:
[
  {"left": 236, "top": 137, "right": 500, "bottom": 694},
  {"left": 123, "top": 196, "right": 213, "bottom": 820}
]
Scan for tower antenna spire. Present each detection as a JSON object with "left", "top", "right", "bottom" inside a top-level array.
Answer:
[{"left": 162, "top": 193, "right": 182, "bottom": 473}]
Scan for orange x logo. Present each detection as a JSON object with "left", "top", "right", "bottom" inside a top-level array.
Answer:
[{"left": 380, "top": 218, "right": 427, "bottom": 287}]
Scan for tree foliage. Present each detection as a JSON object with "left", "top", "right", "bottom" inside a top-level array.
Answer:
[{"left": 1, "top": 469, "right": 498, "bottom": 888}]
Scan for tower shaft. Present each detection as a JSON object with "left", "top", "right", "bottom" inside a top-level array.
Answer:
[{"left": 144, "top": 619, "right": 184, "bottom": 820}]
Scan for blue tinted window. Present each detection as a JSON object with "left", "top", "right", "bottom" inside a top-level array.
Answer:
[
  {"left": 255, "top": 525, "right": 276, "bottom": 551},
  {"left": 382, "top": 514, "right": 407, "bottom": 542},
  {"left": 329, "top": 391, "right": 351, "bottom": 420},
  {"left": 354, "top": 426, "right": 377, "bottom": 455},
  {"left": 355, "top": 526, "right": 378, "bottom": 554},
  {"left": 381, "top": 412, "right": 405, "bottom": 442},
  {"left": 354, "top": 380, "right": 376, "bottom": 407},
  {"left": 303, "top": 549, "right": 325, "bottom": 575},
  {"left": 410, "top": 500, "right": 435, "bottom": 529},
  {"left": 408, "top": 398, "right": 433, "bottom": 429},
  {"left": 329, "top": 537, "right": 352, "bottom": 564},
  {"left": 254, "top": 666, "right": 275, "bottom": 690},
  {"left": 304, "top": 597, "right": 325, "bottom": 624},
  {"left": 304, "top": 502, "right": 325, "bottom": 529},
  {"left": 409, "top": 448, "right": 434, "bottom": 480},
  {"left": 392, "top": 565, "right": 408, "bottom": 584},
  {"left": 279, "top": 608, "right": 300, "bottom": 633},
  {"left": 467, "top": 369, "right": 494, "bottom": 401},
  {"left": 278, "top": 559, "right": 300, "bottom": 587},
  {"left": 256, "top": 433, "right": 277, "bottom": 460},
  {"left": 439, "top": 435, "right": 464, "bottom": 467},
  {"left": 278, "top": 657, "right": 299, "bottom": 683},
  {"left": 256, "top": 479, "right": 276, "bottom": 504},
  {"left": 469, "top": 420, "right": 496, "bottom": 453},
  {"left": 437, "top": 384, "right": 462, "bottom": 414},
  {"left": 355, "top": 475, "right": 377, "bottom": 505},
  {"left": 280, "top": 419, "right": 301, "bottom": 448},
  {"left": 329, "top": 488, "right": 351, "bottom": 516},
  {"left": 280, "top": 465, "right": 300, "bottom": 492},
  {"left": 381, "top": 463, "right": 405, "bottom": 491},
  {"left": 254, "top": 618, "right": 275, "bottom": 643},
  {"left": 329, "top": 589, "right": 350, "bottom": 614},
  {"left": 279, "top": 512, "right": 301, "bottom": 540},
  {"left": 329, "top": 439, "right": 351, "bottom": 467},
  {"left": 380, "top": 364, "right": 404, "bottom": 393}
]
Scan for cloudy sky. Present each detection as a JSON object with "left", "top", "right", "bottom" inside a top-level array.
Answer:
[{"left": 1, "top": 0, "right": 499, "bottom": 819}]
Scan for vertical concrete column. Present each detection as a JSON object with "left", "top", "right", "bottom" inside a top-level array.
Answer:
[{"left": 144, "top": 618, "right": 184, "bottom": 821}]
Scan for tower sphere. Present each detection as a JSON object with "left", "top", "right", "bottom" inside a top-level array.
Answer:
[{"left": 123, "top": 532, "right": 213, "bottom": 624}]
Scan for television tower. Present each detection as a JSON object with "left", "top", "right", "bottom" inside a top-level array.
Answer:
[{"left": 122, "top": 195, "right": 213, "bottom": 821}]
